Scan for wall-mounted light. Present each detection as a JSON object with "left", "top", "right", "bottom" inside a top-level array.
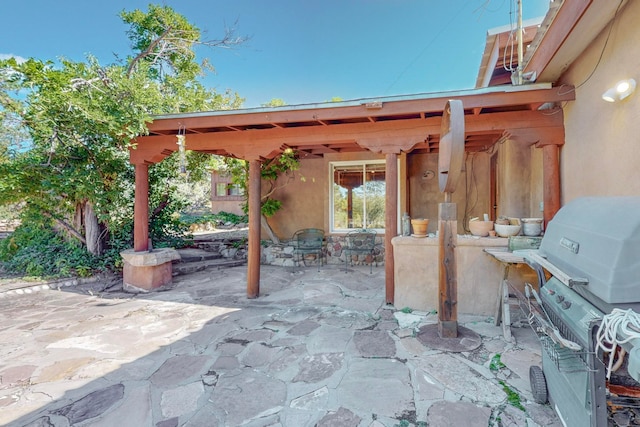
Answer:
[{"left": 602, "top": 78, "right": 636, "bottom": 102}]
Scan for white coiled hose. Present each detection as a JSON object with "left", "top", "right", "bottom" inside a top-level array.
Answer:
[{"left": 595, "top": 308, "right": 640, "bottom": 380}]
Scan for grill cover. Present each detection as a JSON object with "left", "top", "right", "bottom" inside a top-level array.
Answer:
[{"left": 539, "top": 196, "right": 640, "bottom": 304}]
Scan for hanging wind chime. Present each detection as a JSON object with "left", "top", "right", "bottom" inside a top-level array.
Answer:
[{"left": 176, "top": 125, "right": 187, "bottom": 177}]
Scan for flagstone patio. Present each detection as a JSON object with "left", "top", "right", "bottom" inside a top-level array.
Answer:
[{"left": 0, "top": 265, "right": 561, "bottom": 426}]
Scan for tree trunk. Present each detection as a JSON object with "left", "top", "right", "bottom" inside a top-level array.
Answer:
[
  {"left": 84, "top": 201, "right": 103, "bottom": 255},
  {"left": 261, "top": 215, "right": 280, "bottom": 244}
]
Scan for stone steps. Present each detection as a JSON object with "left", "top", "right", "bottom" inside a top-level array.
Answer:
[{"left": 173, "top": 248, "right": 246, "bottom": 276}]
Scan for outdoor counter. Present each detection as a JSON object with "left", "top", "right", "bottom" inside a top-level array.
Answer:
[{"left": 391, "top": 235, "right": 536, "bottom": 316}]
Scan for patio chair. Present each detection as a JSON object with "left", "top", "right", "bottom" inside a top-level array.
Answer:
[
  {"left": 344, "top": 229, "right": 377, "bottom": 273},
  {"left": 291, "top": 228, "right": 325, "bottom": 270}
]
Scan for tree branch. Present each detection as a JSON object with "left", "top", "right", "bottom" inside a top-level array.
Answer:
[
  {"left": 42, "top": 211, "right": 87, "bottom": 244},
  {"left": 126, "top": 26, "right": 173, "bottom": 78}
]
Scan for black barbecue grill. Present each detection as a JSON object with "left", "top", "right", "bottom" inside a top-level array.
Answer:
[{"left": 522, "top": 196, "right": 640, "bottom": 427}]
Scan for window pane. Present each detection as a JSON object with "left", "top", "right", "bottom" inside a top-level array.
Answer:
[
  {"left": 216, "top": 183, "right": 227, "bottom": 196},
  {"left": 332, "top": 162, "right": 385, "bottom": 230},
  {"left": 229, "top": 184, "right": 244, "bottom": 196},
  {"left": 364, "top": 164, "right": 386, "bottom": 229}
]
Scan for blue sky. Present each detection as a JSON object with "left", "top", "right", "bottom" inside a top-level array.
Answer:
[{"left": 0, "top": 1, "right": 550, "bottom": 108}]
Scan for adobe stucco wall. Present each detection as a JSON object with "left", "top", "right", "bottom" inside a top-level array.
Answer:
[
  {"left": 392, "top": 235, "right": 537, "bottom": 316},
  {"left": 559, "top": 0, "right": 640, "bottom": 203},
  {"left": 268, "top": 150, "right": 496, "bottom": 239},
  {"left": 496, "top": 140, "right": 545, "bottom": 220},
  {"left": 408, "top": 152, "right": 492, "bottom": 234},
  {"left": 266, "top": 152, "right": 384, "bottom": 240}
]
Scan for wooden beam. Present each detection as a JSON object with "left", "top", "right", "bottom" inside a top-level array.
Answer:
[
  {"left": 133, "top": 163, "right": 150, "bottom": 252},
  {"left": 247, "top": 160, "right": 261, "bottom": 298},
  {"left": 385, "top": 153, "right": 398, "bottom": 305},
  {"left": 438, "top": 202, "right": 458, "bottom": 338},
  {"left": 132, "top": 109, "right": 566, "bottom": 164},
  {"left": 146, "top": 86, "right": 575, "bottom": 134},
  {"left": 523, "top": 0, "right": 592, "bottom": 80},
  {"left": 542, "top": 144, "right": 561, "bottom": 226}
]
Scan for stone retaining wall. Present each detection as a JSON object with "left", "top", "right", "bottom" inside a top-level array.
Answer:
[
  {"left": 195, "top": 231, "right": 385, "bottom": 269},
  {"left": 262, "top": 234, "right": 385, "bottom": 268}
]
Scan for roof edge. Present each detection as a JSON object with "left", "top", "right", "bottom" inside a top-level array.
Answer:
[{"left": 153, "top": 82, "right": 553, "bottom": 121}]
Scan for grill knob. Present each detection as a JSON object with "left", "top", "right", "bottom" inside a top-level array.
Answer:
[
  {"left": 561, "top": 300, "right": 572, "bottom": 310},
  {"left": 556, "top": 295, "right": 565, "bottom": 303}
]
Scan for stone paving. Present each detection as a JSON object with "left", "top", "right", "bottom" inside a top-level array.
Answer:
[{"left": 0, "top": 265, "right": 562, "bottom": 426}]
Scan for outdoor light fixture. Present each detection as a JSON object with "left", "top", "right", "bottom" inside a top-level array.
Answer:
[
  {"left": 602, "top": 78, "right": 636, "bottom": 102},
  {"left": 176, "top": 125, "right": 187, "bottom": 176}
]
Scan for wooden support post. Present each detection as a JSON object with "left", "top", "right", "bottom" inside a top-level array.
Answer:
[
  {"left": 133, "top": 163, "right": 149, "bottom": 252},
  {"left": 438, "top": 202, "right": 458, "bottom": 338},
  {"left": 247, "top": 159, "right": 261, "bottom": 299},
  {"left": 385, "top": 153, "right": 398, "bottom": 305},
  {"left": 542, "top": 144, "right": 561, "bottom": 226}
]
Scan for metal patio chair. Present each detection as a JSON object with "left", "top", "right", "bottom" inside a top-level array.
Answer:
[
  {"left": 291, "top": 228, "right": 325, "bottom": 270},
  {"left": 344, "top": 229, "right": 377, "bottom": 273}
]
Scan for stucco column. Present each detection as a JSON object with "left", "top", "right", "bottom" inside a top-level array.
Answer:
[
  {"left": 542, "top": 144, "right": 561, "bottom": 226},
  {"left": 134, "top": 163, "right": 150, "bottom": 252},
  {"left": 247, "top": 159, "right": 262, "bottom": 298},
  {"left": 385, "top": 153, "right": 398, "bottom": 305}
]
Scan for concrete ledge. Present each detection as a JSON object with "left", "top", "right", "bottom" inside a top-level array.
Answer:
[
  {"left": 121, "top": 248, "right": 181, "bottom": 293},
  {"left": 392, "top": 235, "right": 536, "bottom": 316},
  {"left": 120, "top": 248, "right": 181, "bottom": 266}
]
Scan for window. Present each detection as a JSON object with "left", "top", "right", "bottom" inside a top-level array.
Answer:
[
  {"left": 330, "top": 161, "right": 386, "bottom": 232},
  {"left": 215, "top": 182, "right": 244, "bottom": 197}
]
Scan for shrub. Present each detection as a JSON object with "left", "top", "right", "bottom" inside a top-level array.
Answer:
[{"left": 0, "top": 224, "right": 100, "bottom": 278}]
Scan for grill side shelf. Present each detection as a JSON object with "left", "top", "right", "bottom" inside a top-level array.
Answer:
[{"left": 526, "top": 251, "right": 589, "bottom": 288}]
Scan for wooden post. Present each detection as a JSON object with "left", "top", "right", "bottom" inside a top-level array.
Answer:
[
  {"left": 385, "top": 153, "right": 398, "bottom": 305},
  {"left": 542, "top": 144, "right": 561, "bottom": 226},
  {"left": 438, "top": 201, "right": 458, "bottom": 338},
  {"left": 133, "top": 163, "right": 149, "bottom": 252},
  {"left": 247, "top": 159, "right": 262, "bottom": 298}
]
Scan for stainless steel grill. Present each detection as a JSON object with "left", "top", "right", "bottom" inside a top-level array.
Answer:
[{"left": 524, "top": 197, "right": 640, "bottom": 427}]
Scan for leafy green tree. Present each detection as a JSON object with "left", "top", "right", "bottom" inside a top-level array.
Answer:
[
  {"left": 0, "top": 4, "right": 245, "bottom": 276},
  {"left": 261, "top": 98, "right": 287, "bottom": 108},
  {"left": 218, "top": 149, "right": 300, "bottom": 243}
]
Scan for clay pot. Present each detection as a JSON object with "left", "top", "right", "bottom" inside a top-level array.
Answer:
[
  {"left": 411, "top": 218, "right": 429, "bottom": 236},
  {"left": 469, "top": 220, "right": 494, "bottom": 237}
]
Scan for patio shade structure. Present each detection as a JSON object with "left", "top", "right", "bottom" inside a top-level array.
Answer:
[{"left": 128, "top": 83, "right": 574, "bottom": 300}]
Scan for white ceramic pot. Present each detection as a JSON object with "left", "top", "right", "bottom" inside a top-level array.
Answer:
[{"left": 522, "top": 218, "right": 543, "bottom": 236}]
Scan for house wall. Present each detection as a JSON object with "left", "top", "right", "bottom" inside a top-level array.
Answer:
[
  {"left": 408, "top": 152, "right": 493, "bottom": 234},
  {"left": 266, "top": 152, "right": 385, "bottom": 240},
  {"left": 392, "top": 235, "right": 537, "bottom": 315},
  {"left": 264, "top": 156, "right": 327, "bottom": 240},
  {"left": 210, "top": 171, "right": 244, "bottom": 216},
  {"left": 559, "top": 0, "right": 640, "bottom": 203},
  {"left": 268, "top": 151, "right": 494, "bottom": 239}
]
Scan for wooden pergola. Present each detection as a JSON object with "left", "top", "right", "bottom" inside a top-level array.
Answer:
[{"left": 129, "top": 83, "right": 574, "bottom": 301}]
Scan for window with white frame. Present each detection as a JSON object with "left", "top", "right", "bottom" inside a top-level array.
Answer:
[{"left": 330, "top": 161, "right": 386, "bottom": 232}]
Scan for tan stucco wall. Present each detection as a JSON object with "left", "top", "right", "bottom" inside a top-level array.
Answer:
[
  {"left": 268, "top": 150, "right": 499, "bottom": 238},
  {"left": 392, "top": 235, "right": 537, "bottom": 316},
  {"left": 210, "top": 200, "right": 244, "bottom": 216},
  {"left": 408, "top": 152, "right": 492, "bottom": 234},
  {"left": 265, "top": 157, "right": 327, "bottom": 240},
  {"left": 266, "top": 152, "right": 385, "bottom": 240},
  {"left": 559, "top": 0, "right": 640, "bottom": 203},
  {"left": 494, "top": 139, "right": 545, "bottom": 220}
]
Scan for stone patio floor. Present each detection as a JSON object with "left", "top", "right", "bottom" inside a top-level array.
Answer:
[{"left": 0, "top": 264, "right": 562, "bottom": 426}]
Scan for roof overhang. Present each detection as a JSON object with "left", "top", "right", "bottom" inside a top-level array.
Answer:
[
  {"left": 475, "top": 17, "right": 543, "bottom": 88},
  {"left": 476, "top": 0, "right": 630, "bottom": 87},
  {"left": 523, "top": 0, "right": 630, "bottom": 82},
  {"left": 131, "top": 83, "right": 574, "bottom": 164}
]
